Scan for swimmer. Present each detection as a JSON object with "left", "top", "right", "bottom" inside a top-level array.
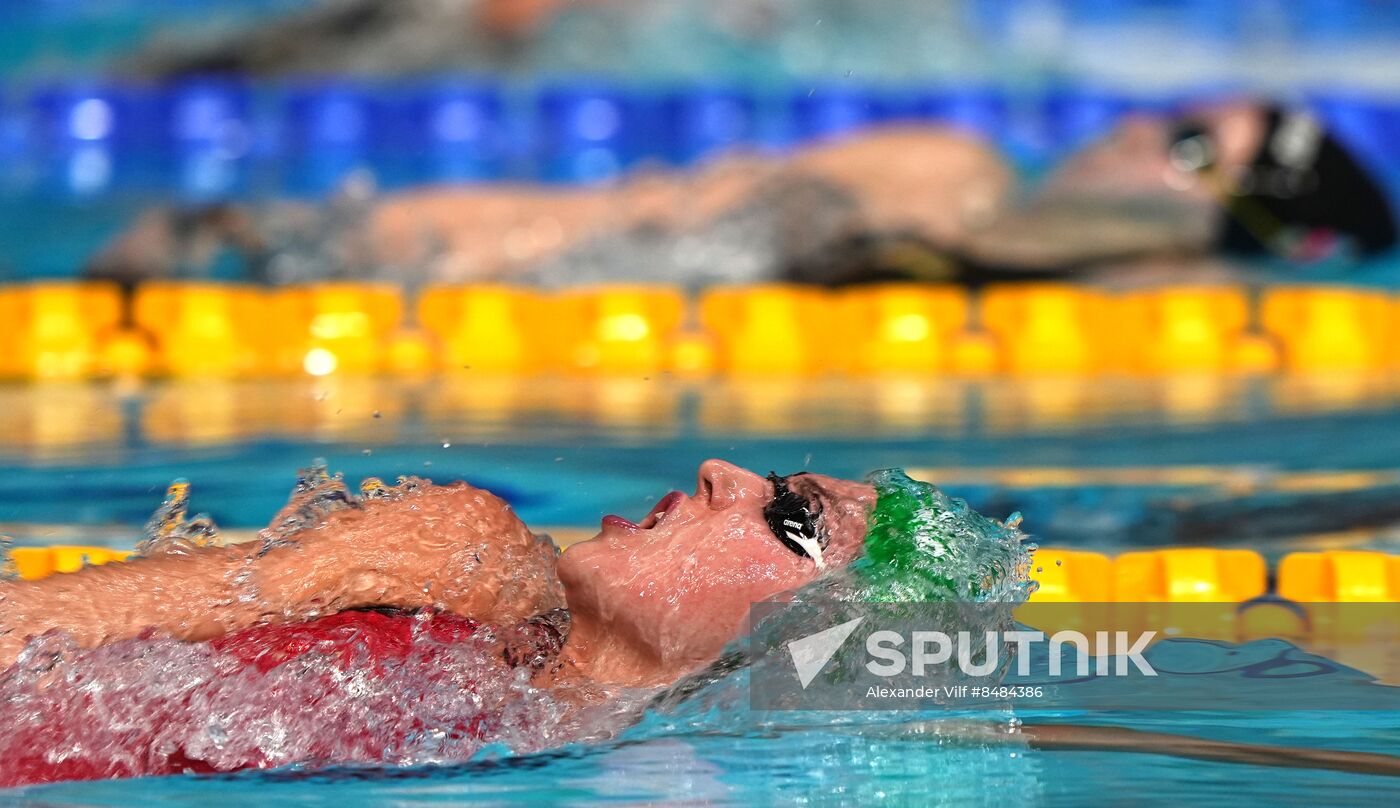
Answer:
[
  {"left": 87, "top": 101, "right": 1396, "bottom": 290},
  {"left": 122, "top": 0, "right": 601, "bottom": 78},
  {"left": 0, "top": 460, "right": 874, "bottom": 782},
  {"left": 2, "top": 459, "right": 1397, "bottom": 785},
  {"left": 0, "top": 460, "right": 873, "bottom": 684}
]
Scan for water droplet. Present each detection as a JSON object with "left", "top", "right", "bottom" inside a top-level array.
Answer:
[
  {"left": 372, "top": 410, "right": 382, "bottom": 419},
  {"left": 362, "top": 449, "right": 372, "bottom": 456},
  {"left": 1055, "top": 559, "right": 1063, "bottom": 567},
  {"left": 137, "top": 480, "right": 222, "bottom": 557},
  {"left": 442, "top": 442, "right": 452, "bottom": 449},
  {"left": 358, "top": 477, "right": 392, "bottom": 499},
  {"left": 258, "top": 464, "right": 360, "bottom": 545}
]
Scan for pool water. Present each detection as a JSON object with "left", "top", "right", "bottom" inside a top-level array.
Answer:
[
  {"left": 1, "top": 375, "right": 1398, "bottom": 805},
  {"left": 5, "top": 689, "right": 1399, "bottom": 805},
  {"left": 4, "top": 4, "right": 1400, "bottom": 801},
  {"left": 2, "top": 375, "right": 1398, "bottom": 547}
]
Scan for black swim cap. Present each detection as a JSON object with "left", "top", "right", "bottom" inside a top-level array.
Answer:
[{"left": 1218, "top": 106, "right": 1398, "bottom": 258}]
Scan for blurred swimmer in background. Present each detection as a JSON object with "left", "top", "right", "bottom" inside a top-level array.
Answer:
[
  {"left": 122, "top": 0, "right": 596, "bottom": 77},
  {"left": 121, "top": 0, "right": 979, "bottom": 80},
  {"left": 90, "top": 0, "right": 1397, "bottom": 289},
  {"left": 87, "top": 97, "right": 1397, "bottom": 291}
]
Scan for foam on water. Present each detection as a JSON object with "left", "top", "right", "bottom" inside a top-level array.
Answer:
[{"left": 0, "top": 612, "right": 650, "bottom": 786}]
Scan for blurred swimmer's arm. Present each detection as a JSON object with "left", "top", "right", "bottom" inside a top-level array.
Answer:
[
  {"left": 84, "top": 126, "right": 1013, "bottom": 285},
  {"left": 368, "top": 127, "right": 1012, "bottom": 281},
  {"left": 0, "top": 482, "right": 563, "bottom": 668},
  {"left": 367, "top": 154, "right": 802, "bottom": 280},
  {"left": 85, "top": 182, "right": 699, "bottom": 286}
]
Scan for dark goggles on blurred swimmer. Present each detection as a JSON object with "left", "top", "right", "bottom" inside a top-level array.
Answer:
[
  {"left": 1168, "top": 121, "right": 1218, "bottom": 174},
  {"left": 764, "top": 472, "right": 827, "bottom": 568}
]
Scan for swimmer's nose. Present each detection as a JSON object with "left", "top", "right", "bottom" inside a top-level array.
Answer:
[{"left": 697, "top": 459, "right": 770, "bottom": 510}]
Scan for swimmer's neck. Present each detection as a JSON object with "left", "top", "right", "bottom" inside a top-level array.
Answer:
[{"left": 555, "top": 608, "right": 688, "bottom": 689}]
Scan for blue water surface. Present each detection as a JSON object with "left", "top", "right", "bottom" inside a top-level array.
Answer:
[{"left": 5, "top": 677, "right": 1398, "bottom": 805}]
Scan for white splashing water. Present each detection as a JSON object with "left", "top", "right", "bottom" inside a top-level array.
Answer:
[{"left": 0, "top": 614, "right": 646, "bottom": 786}]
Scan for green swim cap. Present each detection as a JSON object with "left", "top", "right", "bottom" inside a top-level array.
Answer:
[{"left": 852, "top": 469, "right": 1034, "bottom": 603}]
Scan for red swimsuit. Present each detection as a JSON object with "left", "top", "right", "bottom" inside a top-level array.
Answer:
[
  {"left": 211, "top": 609, "right": 483, "bottom": 674},
  {"left": 0, "top": 610, "right": 565, "bottom": 787}
]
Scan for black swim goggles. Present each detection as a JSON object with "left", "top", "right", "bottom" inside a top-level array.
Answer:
[
  {"left": 1168, "top": 121, "right": 1218, "bottom": 174},
  {"left": 764, "top": 472, "right": 827, "bottom": 566}
]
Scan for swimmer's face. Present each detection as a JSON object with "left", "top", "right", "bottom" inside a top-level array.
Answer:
[
  {"left": 1057, "top": 102, "right": 1268, "bottom": 201},
  {"left": 558, "top": 460, "right": 875, "bottom": 677}
]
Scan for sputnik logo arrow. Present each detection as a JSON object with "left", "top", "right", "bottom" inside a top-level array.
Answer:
[{"left": 786, "top": 617, "right": 865, "bottom": 689}]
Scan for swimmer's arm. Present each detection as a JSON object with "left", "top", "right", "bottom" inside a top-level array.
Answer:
[
  {"left": 0, "top": 537, "right": 382, "bottom": 668},
  {"left": 366, "top": 157, "right": 784, "bottom": 279},
  {"left": 84, "top": 160, "right": 778, "bottom": 285},
  {"left": 88, "top": 127, "right": 1011, "bottom": 285},
  {"left": 370, "top": 129, "right": 1012, "bottom": 276},
  {"left": 0, "top": 544, "right": 254, "bottom": 666},
  {"left": 1, "top": 485, "right": 563, "bottom": 668}
]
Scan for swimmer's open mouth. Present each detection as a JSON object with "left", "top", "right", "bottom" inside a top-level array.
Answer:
[{"left": 601, "top": 491, "right": 685, "bottom": 532}]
